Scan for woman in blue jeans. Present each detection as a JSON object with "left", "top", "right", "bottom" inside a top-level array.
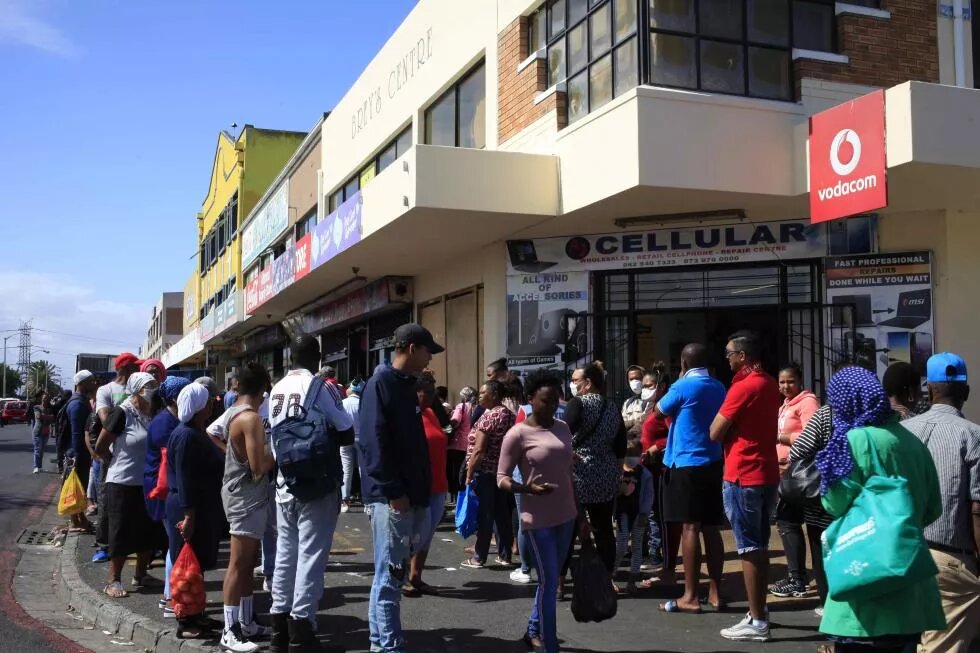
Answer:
[{"left": 498, "top": 369, "right": 578, "bottom": 653}]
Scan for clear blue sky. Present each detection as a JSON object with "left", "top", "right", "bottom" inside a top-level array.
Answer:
[{"left": 0, "top": 0, "right": 416, "bottom": 381}]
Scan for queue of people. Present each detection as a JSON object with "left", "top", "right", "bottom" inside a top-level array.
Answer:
[{"left": 44, "top": 323, "right": 979, "bottom": 653}]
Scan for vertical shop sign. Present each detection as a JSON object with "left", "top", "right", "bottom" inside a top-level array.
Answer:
[
  {"left": 505, "top": 272, "right": 589, "bottom": 371},
  {"left": 295, "top": 233, "right": 312, "bottom": 280},
  {"left": 271, "top": 243, "right": 296, "bottom": 295},
  {"left": 809, "top": 90, "right": 887, "bottom": 224},
  {"left": 244, "top": 277, "right": 260, "bottom": 314},
  {"left": 824, "top": 251, "right": 933, "bottom": 379},
  {"left": 311, "top": 193, "right": 362, "bottom": 270},
  {"left": 256, "top": 267, "right": 274, "bottom": 306}
]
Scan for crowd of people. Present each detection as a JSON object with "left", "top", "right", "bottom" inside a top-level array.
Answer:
[{"left": 42, "top": 322, "right": 978, "bottom": 653}]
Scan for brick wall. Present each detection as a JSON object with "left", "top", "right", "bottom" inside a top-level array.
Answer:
[
  {"left": 498, "top": 16, "right": 567, "bottom": 145},
  {"left": 794, "top": 0, "right": 939, "bottom": 96}
]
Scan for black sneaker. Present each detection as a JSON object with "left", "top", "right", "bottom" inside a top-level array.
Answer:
[{"left": 769, "top": 576, "right": 807, "bottom": 598}]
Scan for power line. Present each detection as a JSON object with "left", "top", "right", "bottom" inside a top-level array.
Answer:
[{"left": 32, "top": 328, "right": 134, "bottom": 347}]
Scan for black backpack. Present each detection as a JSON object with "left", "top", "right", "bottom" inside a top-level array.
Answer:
[
  {"left": 271, "top": 380, "right": 344, "bottom": 502},
  {"left": 54, "top": 399, "right": 76, "bottom": 449}
]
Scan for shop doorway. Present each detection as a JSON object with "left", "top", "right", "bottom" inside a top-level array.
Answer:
[{"left": 582, "top": 262, "right": 850, "bottom": 399}]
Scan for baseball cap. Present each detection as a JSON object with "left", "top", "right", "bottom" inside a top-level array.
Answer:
[
  {"left": 73, "top": 370, "right": 93, "bottom": 386},
  {"left": 393, "top": 323, "right": 445, "bottom": 354},
  {"left": 926, "top": 352, "right": 968, "bottom": 383},
  {"left": 114, "top": 352, "right": 143, "bottom": 370}
]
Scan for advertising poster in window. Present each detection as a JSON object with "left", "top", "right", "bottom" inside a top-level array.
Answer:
[
  {"left": 505, "top": 271, "right": 589, "bottom": 372},
  {"left": 824, "top": 251, "right": 933, "bottom": 380},
  {"left": 271, "top": 243, "right": 295, "bottom": 295}
]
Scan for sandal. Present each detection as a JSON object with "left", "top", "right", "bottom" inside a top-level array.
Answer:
[
  {"left": 176, "top": 624, "right": 210, "bottom": 639},
  {"left": 401, "top": 584, "right": 422, "bottom": 598},
  {"left": 103, "top": 581, "right": 128, "bottom": 598},
  {"left": 659, "top": 599, "right": 702, "bottom": 614},
  {"left": 460, "top": 558, "right": 485, "bottom": 569}
]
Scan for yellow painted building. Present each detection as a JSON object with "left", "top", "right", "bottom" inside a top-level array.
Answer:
[{"left": 194, "top": 126, "right": 306, "bottom": 343}]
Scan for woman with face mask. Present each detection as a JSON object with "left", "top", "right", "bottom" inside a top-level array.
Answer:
[
  {"left": 94, "top": 372, "right": 162, "bottom": 599},
  {"left": 621, "top": 365, "right": 647, "bottom": 435}
]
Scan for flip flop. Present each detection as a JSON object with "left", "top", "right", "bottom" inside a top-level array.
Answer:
[
  {"left": 699, "top": 596, "right": 729, "bottom": 612},
  {"left": 659, "top": 600, "right": 702, "bottom": 614},
  {"left": 638, "top": 575, "right": 674, "bottom": 590},
  {"left": 460, "top": 558, "right": 485, "bottom": 569}
]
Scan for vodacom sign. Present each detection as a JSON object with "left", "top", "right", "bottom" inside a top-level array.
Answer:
[{"left": 809, "top": 90, "right": 887, "bottom": 224}]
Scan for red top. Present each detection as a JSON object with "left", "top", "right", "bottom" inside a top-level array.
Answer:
[
  {"left": 718, "top": 367, "right": 781, "bottom": 486},
  {"left": 422, "top": 407, "right": 449, "bottom": 494},
  {"left": 640, "top": 411, "right": 669, "bottom": 455}
]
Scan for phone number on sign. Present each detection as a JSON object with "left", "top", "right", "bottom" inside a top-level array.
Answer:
[{"left": 621, "top": 255, "right": 744, "bottom": 268}]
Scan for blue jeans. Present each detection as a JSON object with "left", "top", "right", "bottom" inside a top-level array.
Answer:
[
  {"left": 722, "top": 482, "right": 777, "bottom": 555},
  {"left": 526, "top": 519, "right": 576, "bottom": 653},
  {"left": 261, "top": 485, "right": 277, "bottom": 577},
  {"left": 418, "top": 492, "right": 446, "bottom": 552},
  {"left": 368, "top": 502, "right": 427, "bottom": 653},
  {"left": 513, "top": 468, "right": 534, "bottom": 574},
  {"left": 270, "top": 491, "right": 340, "bottom": 621},
  {"left": 32, "top": 433, "right": 48, "bottom": 469}
]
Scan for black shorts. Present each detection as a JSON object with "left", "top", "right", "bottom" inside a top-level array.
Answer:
[
  {"left": 103, "top": 483, "right": 155, "bottom": 559},
  {"left": 661, "top": 462, "right": 724, "bottom": 525}
]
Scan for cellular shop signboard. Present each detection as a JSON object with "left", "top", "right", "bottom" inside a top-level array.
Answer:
[{"left": 809, "top": 90, "right": 887, "bottom": 224}]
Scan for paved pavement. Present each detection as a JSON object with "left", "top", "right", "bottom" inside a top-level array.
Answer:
[
  {"left": 0, "top": 422, "right": 93, "bottom": 652},
  {"left": 70, "top": 497, "right": 831, "bottom": 652}
]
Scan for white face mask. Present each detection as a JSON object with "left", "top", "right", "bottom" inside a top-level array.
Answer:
[
  {"left": 628, "top": 379, "right": 643, "bottom": 395},
  {"left": 640, "top": 387, "right": 655, "bottom": 402},
  {"left": 568, "top": 382, "right": 579, "bottom": 398}
]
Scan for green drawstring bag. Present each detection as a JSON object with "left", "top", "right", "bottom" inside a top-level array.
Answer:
[{"left": 821, "top": 429, "right": 937, "bottom": 602}]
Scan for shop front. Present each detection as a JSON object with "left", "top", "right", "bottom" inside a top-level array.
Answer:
[
  {"left": 243, "top": 324, "right": 288, "bottom": 379},
  {"left": 287, "top": 277, "right": 413, "bottom": 383},
  {"left": 505, "top": 216, "right": 899, "bottom": 400}
]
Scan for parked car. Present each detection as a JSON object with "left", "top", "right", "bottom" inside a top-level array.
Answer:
[{"left": 1, "top": 401, "right": 29, "bottom": 424}]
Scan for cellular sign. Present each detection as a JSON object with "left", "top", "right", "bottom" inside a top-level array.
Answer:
[{"left": 809, "top": 90, "right": 887, "bottom": 224}]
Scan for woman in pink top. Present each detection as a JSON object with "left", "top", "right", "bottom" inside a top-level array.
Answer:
[
  {"left": 448, "top": 387, "right": 476, "bottom": 498},
  {"left": 498, "top": 369, "right": 577, "bottom": 653},
  {"left": 770, "top": 363, "right": 820, "bottom": 599}
]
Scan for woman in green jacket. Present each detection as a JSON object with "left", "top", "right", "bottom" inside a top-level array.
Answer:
[{"left": 815, "top": 366, "right": 945, "bottom": 652}]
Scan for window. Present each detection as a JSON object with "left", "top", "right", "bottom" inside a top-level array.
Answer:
[
  {"left": 343, "top": 177, "right": 359, "bottom": 202},
  {"left": 529, "top": 7, "right": 547, "bottom": 52},
  {"left": 217, "top": 219, "right": 226, "bottom": 251},
  {"left": 536, "top": 0, "right": 639, "bottom": 123},
  {"left": 793, "top": 1, "right": 835, "bottom": 52},
  {"left": 424, "top": 62, "right": 486, "bottom": 148},
  {"left": 296, "top": 210, "right": 317, "bottom": 240},
  {"left": 648, "top": 0, "right": 795, "bottom": 100},
  {"left": 328, "top": 191, "right": 341, "bottom": 213}
]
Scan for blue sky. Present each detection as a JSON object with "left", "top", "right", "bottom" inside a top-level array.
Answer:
[{"left": 0, "top": 0, "right": 416, "bottom": 382}]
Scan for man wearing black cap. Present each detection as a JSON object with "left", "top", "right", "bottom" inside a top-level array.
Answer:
[{"left": 358, "top": 323, "right": 443, "bottom": 653}]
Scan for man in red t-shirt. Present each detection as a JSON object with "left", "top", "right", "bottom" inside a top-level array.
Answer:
[{"left": 709, "top": 331, "right": 781, "bottom": 643}]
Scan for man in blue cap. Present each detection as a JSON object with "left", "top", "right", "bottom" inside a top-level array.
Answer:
[{"left": 902, "top": 352, "right": 980, "bottom": 653}]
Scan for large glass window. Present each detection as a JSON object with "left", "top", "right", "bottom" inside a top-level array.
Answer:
[
  {"left": 536, "top": 0, "right": 640, "bottom": 123},
  {"left": 424, "top": 62, "right": 486, "bottom": 148},
  {"left": 648, "top": 0, "right": 808, "bottom": 100}
]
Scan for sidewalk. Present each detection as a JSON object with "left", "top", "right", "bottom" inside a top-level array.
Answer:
[{"left": 59, "top": 501, "right": 833, "bottom": 653}]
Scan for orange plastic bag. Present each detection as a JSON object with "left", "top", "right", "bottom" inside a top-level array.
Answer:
[
  {"left": 169, "top": 543, "right": 206, "bottom": 618},
  {"left": 147, "top": 447, "right": 169, "bottom": 500},
  {"left": 57, "top": 467, "right": 87, "bottom": 516}
]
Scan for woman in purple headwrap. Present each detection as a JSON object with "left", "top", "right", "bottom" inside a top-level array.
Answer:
[
  {"left": 816, "top": 366, "right": 944, "bottom": 653},
  {"left": 146, "top": 375, "right": 190, "bottom": 617}
]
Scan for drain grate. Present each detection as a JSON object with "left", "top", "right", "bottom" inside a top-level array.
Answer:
[{"left": 17, "top": 528, "right": 56, "bottom": 546}]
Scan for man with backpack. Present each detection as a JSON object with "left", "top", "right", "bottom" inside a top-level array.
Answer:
[
  {"left": 267, "top": 334, "right": 354, "bottom": 653},
  {"left": 358, "top": 323, "right": 443, "bottom": 653}
]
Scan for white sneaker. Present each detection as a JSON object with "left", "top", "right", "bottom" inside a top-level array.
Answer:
[
  {"left": 720, "top": 613, "right": 771, "bottom": 642},
  {"left": 340, "top": 501, "right": 350, "bottom": 513},
  {"left": 262, "top": 577, "right": 271, "bottom": 592},
  {"left": 509, "top": 568, "right": 533, "bottom": 584},
  {"left": 814, "top": 606, "right": 825, "bottom": 618},
  {"left": 32, "top": 467, "right": 40, "bottom": 474},
  {"left": 220, "top": 624, "right": 259, "bottom": 652},
  {"left": 240, "top": 620, "right": 270, "bottom": 639}
]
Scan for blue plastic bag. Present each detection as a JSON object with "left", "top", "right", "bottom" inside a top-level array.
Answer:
[{"left": 454, "top": 485, "right": 479, "bottom": 539}]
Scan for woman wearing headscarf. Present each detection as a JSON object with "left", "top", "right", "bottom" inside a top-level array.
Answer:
[
  {"left": 140, "top": 359, "right": 168, "bottom": 384},
  {"left": 94, "top": 372, "right": 161, "bottom": 599},
  {"left": 165, "top": 382, "right": 225, "bottom": 639},
  {"left": 146, "top": 376, "right": 190, "bottom": 617},
  {"left": 816, "top": 367, "right": 944, "bottom": 653}
]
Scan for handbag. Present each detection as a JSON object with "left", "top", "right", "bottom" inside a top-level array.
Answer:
[
  {"left": 454, "top": 484, "right": 479, "bottom": 539},
  {"left": 570, "top": 536, "right": 618, "bottom": 623},
  {"left": 821, "top": 428, "right": 938, "bottom": 601},
  {"left": 778, "top": 454, "right": 822, "bottom": 503}
]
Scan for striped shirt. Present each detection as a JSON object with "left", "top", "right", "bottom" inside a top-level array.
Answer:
[
  {"left": 901, "top": 403, "right": 980, "bottom": 553},
  {"left": 788, "top": 404, "right": 834, "bottom": 529}
]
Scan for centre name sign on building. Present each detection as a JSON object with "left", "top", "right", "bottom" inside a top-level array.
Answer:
[{"left": 809, "top": 90, "right": 888, "bottom": 224}]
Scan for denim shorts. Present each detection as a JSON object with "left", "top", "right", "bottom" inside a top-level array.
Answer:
[{"left": 722, "top": 481, "right": 777, "bottom": 555}]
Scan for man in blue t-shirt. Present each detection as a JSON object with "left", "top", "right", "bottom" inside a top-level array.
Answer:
[{"left": 653, "top": 343, "right": 727, "bottom": 613}]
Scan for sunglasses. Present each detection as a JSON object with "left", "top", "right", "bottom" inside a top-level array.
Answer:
[{"left": 724, "top": 349, "right": 742, "bottom": 358}]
